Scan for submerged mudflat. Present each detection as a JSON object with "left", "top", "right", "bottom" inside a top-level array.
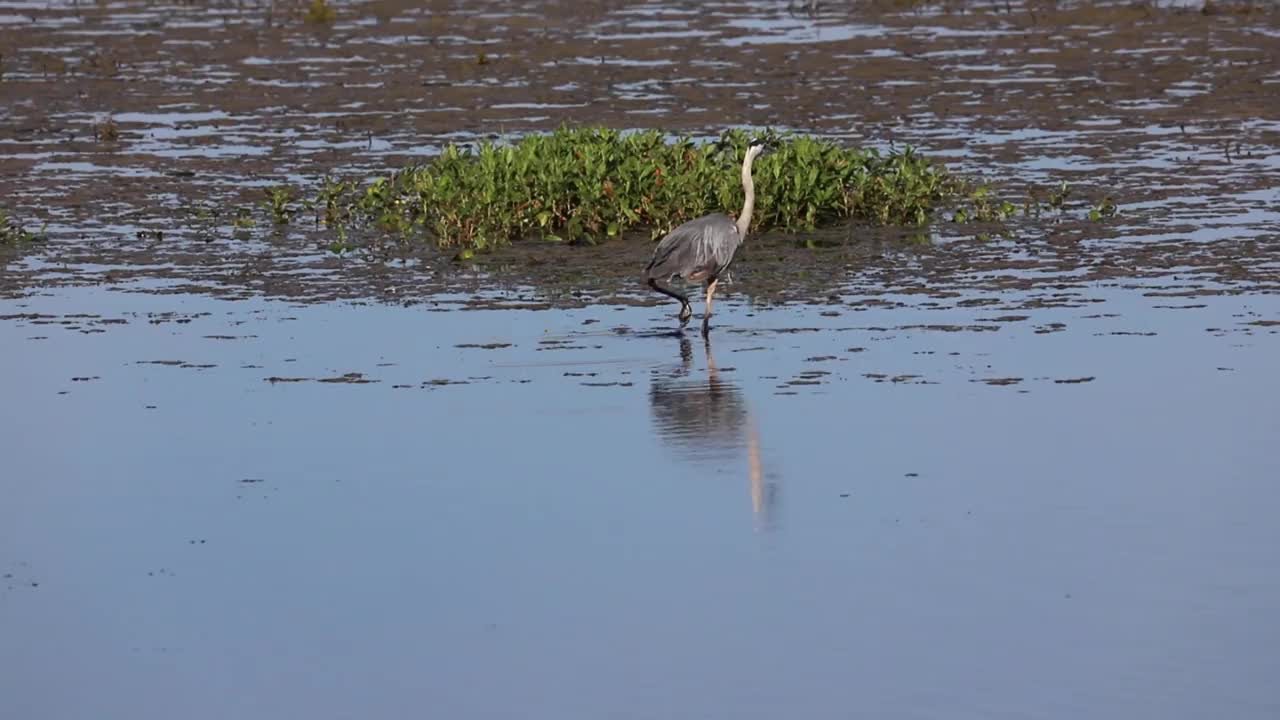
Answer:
[{"left": 2, "top": 2, "right": 1279, "bottom": 719}]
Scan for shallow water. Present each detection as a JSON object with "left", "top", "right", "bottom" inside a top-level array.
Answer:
[
  {"left": 3, "top": 1, "right": 1280, "bottom": 718},
  {"left": 4, "top": 280, "right": 1279, "bottom": 719}
]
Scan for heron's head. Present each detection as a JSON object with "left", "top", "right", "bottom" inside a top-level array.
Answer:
[{"left": 747, "top": 138, "right": 769, "bottom": 160}]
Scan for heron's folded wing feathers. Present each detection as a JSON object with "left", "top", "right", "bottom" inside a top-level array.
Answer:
[{"left": 645, "top": 215, "right": 739, "bottom": 281}]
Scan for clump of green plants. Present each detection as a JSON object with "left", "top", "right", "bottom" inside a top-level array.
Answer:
[
  {"left": 95, "top": 116, "right": 120, "bottom": 143},
  {"left": 304, "top": 0, "right": 337, "bottom": 24},
  {"left": 951, "top": 186, "right": 1018, "bottom": 223},
  {"left": 1047, "top": 180, "right": 1072, "bottom": 212},
  {"left": 263, "top": 185, "right": 296, "bottom": 225},
  {"left": 308, "top": 176, "right": 358, "bottom": 228},
  {"left": 305, "top": 126, "right": 993, "bottom": 252},
  {"left": 232, "top": 206, "right": 256, "bottom": 229},
  {"left": 0, "top": 208, "right": 46, "bottom": 245},
  {"left": 1089, "top": 197, "right": 1118, "bottom": 222}
]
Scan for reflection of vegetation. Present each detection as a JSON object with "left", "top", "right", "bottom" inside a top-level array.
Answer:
[
  {"left": 294, "top": 126, "right": 1005, "bottom": 252},
  {"left": 0, "top": 208, "right": 46, "bottom": 245}
]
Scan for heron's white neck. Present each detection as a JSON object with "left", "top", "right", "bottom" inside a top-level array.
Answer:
[{"left": 735, "top": 149, "right": 759, "bottom": 239}]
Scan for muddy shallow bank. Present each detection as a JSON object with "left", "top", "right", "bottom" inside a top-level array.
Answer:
[
  {"left": 1, "top": 0, "right": 1278, "bottom": 271},
  {"left": 1, "top": 0, "right": 1276, "bottom": 308},
  {"left": 3, "top": 2, "right": 1280, "bottom": 720}
]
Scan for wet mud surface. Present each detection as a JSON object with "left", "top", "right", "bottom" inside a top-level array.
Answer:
[
  {"left": 0, "top": 0, "right": 1278, "bottom": 305},
  {"left": 3, "top": 2, "right": 1280, "bottom": 720}
]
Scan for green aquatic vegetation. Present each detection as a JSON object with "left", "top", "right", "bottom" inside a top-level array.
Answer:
[
  {"left": 304, "top": 0, "right": 336, "bottom": 24},
  {"left": 0, "top": 208, "right": 46, "bottom": 245},
  {"left": 1021, "top": 189, "right": 1043, "bottom": 218},
  {"left": 184, "top": 202, "right": 222, "bottom": 243},
  {"left": 1047, "top": 181, "right": 1072, "bottom": 212},
  {"left": 306, "top": 176, "right": 359, "bottom": 229},
  {"left": 327, "top": 223, "right": 357, "bottom": 255},
  {"left": 1089, "top": 197, "right": 1118, "bottom": 222},
  {"left": 304, "top": 127, "right": 993, "bottom": 252},
  {"left": 263, "top": 185, "right": 296, "bottom": 225},
  {"left": 951, "top": 186, "right": 1018, "bottom": 223},
  {"left": 95, "top": 117, "right": 120, "bottom": 143},
  {"left": 232, "top": 206, "right": 256, "bottom": 229}
]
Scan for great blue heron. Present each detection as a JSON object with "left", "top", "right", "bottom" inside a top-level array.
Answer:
[{"left": 644, "top": 138, "right": 768, "bottom": 336}]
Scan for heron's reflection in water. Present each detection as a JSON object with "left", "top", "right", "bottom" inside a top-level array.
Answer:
[{"left": 648, "top": 335, "right": 779, "bottom": 529}]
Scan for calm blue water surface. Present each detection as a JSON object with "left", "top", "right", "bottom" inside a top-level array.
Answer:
[{"left": 2, "top": 283, "right": 1278, "bottom": 720}]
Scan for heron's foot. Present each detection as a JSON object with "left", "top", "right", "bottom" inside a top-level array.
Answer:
[
  {"left": 678, "top": 303, "right": 692, "bottom": 325},
  {"left": 701, "top": 316, "right": 712, "bottom": 337}
]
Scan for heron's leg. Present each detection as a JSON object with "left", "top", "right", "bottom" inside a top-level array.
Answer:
[
  {"left": 701, "top": 278, "right": 719, "bottom": 337},
  {"left": 647, "top": 277, "right": 692, "bottom": 325}
]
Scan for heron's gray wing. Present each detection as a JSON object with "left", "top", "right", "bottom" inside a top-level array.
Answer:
[{"left": 645, "top": 215, "right": 740, "bottom": 282}]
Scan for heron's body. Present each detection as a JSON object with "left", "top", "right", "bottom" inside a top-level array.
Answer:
[
  {"left": 645, "top": 214, "right": 742, "bottom": 285},
  {"left": 645, "top": 140, "right": 766, "bottom": 335}
]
